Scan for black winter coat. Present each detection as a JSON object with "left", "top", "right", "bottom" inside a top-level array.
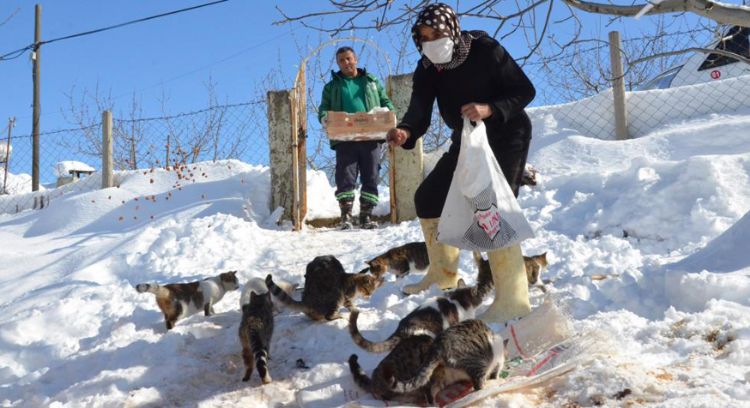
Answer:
[{"left": 398, "top": 32, "right": 535, "bottom": 152}]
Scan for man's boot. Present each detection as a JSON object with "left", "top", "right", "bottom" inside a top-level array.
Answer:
[
  {"left": 359, "top": 201, "right": 377, "bottom": 230},
  {"left": 402, "top": 218, "right": 460, "bottom": 294},
  {"left": 478, "top": 244, "right": 531, "bottom": 324},
  {"left": 338, "top": 199, "right": 354, "bottom": 230}
]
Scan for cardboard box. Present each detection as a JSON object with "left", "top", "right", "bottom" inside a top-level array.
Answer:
[{"left": 325, "top": 111, "right": 396, "bottom": 141}]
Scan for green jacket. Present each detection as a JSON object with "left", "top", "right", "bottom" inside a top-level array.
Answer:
[{"left": 318, "top": 68, "right": 395, "bottom": 149}]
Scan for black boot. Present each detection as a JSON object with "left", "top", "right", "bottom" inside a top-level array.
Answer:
[
  {"left": 359, "top": 201, "right": 377, "bottom": 230},
  {"left": 338, "top": 199, "right": 354, "bottom": 230}
]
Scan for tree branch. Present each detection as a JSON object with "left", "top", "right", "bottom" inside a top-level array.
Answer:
[{"left": 564, "top": 0, "right": 750, "bottom": 28}]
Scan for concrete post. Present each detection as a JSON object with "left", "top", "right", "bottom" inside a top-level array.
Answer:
[
  {"left": 102, "top": 110, "right": 113, "bottom": 188},
  {"left": 387, "top": 73, "right": 423, "bottom": 223},
  {"left": 267, "top": 90, "right": 294, "bottom": 223},
  {"left": 609, "top": 30, "right": 629, "bottom": 140}
]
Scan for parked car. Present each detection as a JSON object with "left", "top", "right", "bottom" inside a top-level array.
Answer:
[{"left": 639, "top": 26, "right": 750, "bottom": 90}]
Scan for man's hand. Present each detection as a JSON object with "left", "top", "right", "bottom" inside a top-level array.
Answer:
[
  {"left": 460, "top": 103, "right": 493, "bottom": 121},
  {"left": 386, "top": 128, "right": 410, "bottom": 147}
]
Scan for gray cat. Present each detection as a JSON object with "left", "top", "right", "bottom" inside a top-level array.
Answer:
[
  {"left": 238, "top": 281, "right": 274, "bottom": 384},
  {"left": 348, "top": 252, "right": 493, "bottom": 353},
  {"left": 387, "top": 319, "right": 507, "bottom": 394},
  {"left": 266, "top": 255, "right": 384, "bottom": 321}
]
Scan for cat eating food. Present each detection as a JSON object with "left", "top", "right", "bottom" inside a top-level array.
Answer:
[
  {"left": 387, "top": 319, "right": 507, "bottom": 394},
  {"left": 266, "top": 255, "right": 384, "bottom": 321}
]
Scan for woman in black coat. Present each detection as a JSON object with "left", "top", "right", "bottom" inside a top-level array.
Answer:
[{"left": 386, "top": 3, "right": 535, "bottom": 324}]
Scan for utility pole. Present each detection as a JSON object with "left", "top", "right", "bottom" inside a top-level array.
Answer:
[{"left": 31, "top": 4, "right": 41, "bottom": 191}]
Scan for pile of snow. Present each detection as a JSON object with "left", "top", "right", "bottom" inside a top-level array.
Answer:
[
  {"left": 0, "top": 171, "right": 33, "bottom": 195},
  {"left": 1, "top": 93, "right": 750, "bottom": 405},
  {"left": 53, "top": 161, "right": 96, "bottom": 178}
]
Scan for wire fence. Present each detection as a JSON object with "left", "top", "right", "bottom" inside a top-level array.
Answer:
[
  {"left": 2, "top": 29, "right": 750, "bottom": 217},
  {"left": 0, "top": 100, "right": 268, "bottom": 215}
]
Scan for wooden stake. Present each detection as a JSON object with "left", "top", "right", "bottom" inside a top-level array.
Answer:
[
  {"left": 32, "top": 4, "right": 41, "bottom": 191},
  {"left": 609, "top": 31, "right": 629, "bottom": 140}
]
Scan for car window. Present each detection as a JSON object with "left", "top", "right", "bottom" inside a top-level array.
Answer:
[
  {"left": 638, "top": 65, "right": 682, "bottom": 90},
  {"left": 698, "top": 26, "right": 750, "bottom": 71}
]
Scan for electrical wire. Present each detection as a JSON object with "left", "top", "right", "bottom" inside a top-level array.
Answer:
[{"left": 0, "top": 0, "right": 229, "bottom": 62}]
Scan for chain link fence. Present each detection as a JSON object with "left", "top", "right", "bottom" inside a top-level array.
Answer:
[
  {"left": 527, "top": 72, "right": 750, "bottom": 141},
  {"left": 0, "top": 100, "right": 268, "bottom": 215},
  {"left": 2, "top": 32, "right": 749, "bottom": 217}
]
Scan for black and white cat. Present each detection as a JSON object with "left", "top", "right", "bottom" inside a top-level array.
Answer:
[{"left": 348, "top": 252, "right": 493, "bottom": 352}]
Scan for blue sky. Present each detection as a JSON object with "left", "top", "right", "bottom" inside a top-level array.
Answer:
[{"left": 1, "top": 1, "right": 312, "bottom": 137}]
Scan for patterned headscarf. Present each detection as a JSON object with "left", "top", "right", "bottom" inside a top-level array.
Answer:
[{"left": 411, "top": 3, "right": 473, "bottom": 70}]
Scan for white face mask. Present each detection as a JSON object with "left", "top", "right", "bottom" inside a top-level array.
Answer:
[{"left": 421, "top": 37, "right": 454, "bottom": 64}]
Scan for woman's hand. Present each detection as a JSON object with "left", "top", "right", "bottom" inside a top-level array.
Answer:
[
  {"left": 386, "top": 128, "right": 410, "bottom": 147},
  {"left": 460, "top": 103, "right": 493, "bottom": 121}
]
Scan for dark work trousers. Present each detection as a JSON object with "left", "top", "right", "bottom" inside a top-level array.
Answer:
[
  {"left": 414, "top": 134, "right": 530, "bottom": 219},
  {"left": 334, "top": 141, "right": 382, "bottom": 205}
]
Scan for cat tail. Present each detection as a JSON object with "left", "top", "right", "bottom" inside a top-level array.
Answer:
[
  {"left": 134, "top": 283, "right": 170, "bottom": 298},
  {"left": 348, "top": 354, "right": 375, "bottom": 393},
  {"left": 349, "top": 310, "right": 400, "bottom": 353},
  {"left": 265, "top": 274, "right": 305, "bottom": 311},
  {"left": 389, "top": 349, "right": 441, "bottom": 394},
  {"left": 251, "top": 331, "right": 271, "bottom": 384}
]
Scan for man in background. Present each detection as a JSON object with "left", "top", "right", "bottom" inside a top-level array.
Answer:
[{"left": 319, "top": 46, "right": 394, "bottom": 229}]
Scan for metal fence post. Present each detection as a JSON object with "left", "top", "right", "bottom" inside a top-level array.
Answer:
[
  {"left": 102, "top": 110, "right": 113, "bottom": 188},
  {"left": 609, "top": 30, "right": 629, "bottom": 140}
]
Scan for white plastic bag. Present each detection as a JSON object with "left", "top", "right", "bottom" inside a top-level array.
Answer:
[{"left": 437, "top": 118, "right": 534, "bottom": 251}]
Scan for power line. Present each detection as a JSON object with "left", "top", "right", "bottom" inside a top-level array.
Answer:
[{"left": 0, "top": 0, "right": 230, "bottom": 62}]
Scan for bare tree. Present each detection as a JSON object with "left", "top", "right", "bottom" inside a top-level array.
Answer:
[
  {"left": 275, "top": 1, "right": 749, "bottom": 106},
  {"left": 62, "top": 84, "right": 144, "bottom": 170},
  {"left": 275, "top": 1, "right": 582, "bottom": 65},
  {"left": 63, "top": 78, "right": 253, "bottom": 171}
]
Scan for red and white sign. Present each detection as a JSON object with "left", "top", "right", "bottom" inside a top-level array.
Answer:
[
  {"left": 475, "top": 205, "right": 501, "bottom": 240},
  {"left": 710, "top": 70, "right": 722, "bottom": 80}
]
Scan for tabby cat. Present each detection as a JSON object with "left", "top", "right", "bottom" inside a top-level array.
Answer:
[
  {"left": 135, "top": 271, "right": 239, "bottom": 330},
  {"left": 360, "top": 242, "right": 429, "bottom": 279},
  {"left": 349, "top": 335, "right": 438, "bottom": 404},
  {"left": 388, "top": 319, "right": 507, "bottom": 394},
  {"left": 266, "top": 255, "right": 384, "bottom": 321},
  {"left": 348, "top": 252, "right": 493, "bottom": 353},
  {"left": 238, "top": 278, "right": 274, "bottom": 384}
]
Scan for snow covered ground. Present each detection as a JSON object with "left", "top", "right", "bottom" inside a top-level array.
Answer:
[{"left": 1, "top": 102, "right": 750, "bottom": 407}]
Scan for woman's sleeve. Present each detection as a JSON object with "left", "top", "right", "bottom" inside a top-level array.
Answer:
[
  {"left": 488, "top": 43, "right": 536, "bottom": 125},
  {"left": 397, "top": 64, "right": 437, "bottom": 150}
]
